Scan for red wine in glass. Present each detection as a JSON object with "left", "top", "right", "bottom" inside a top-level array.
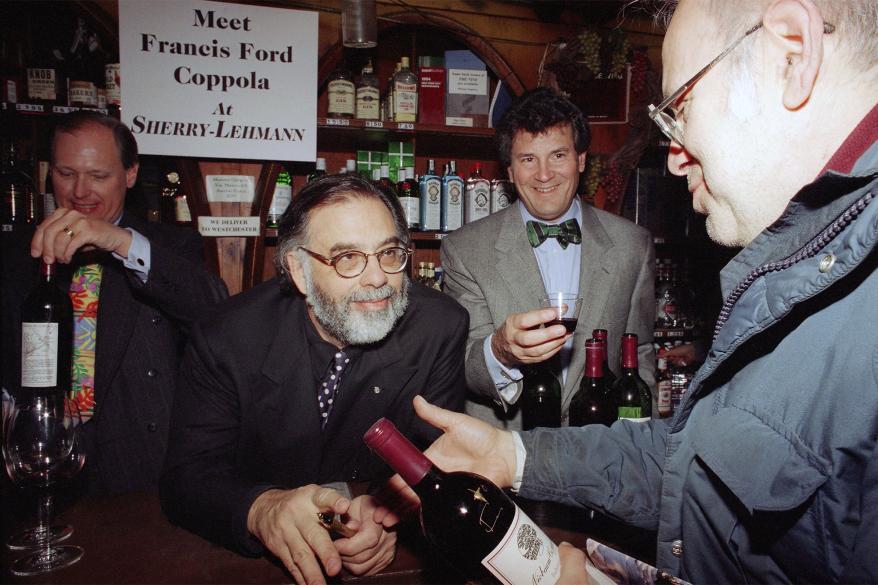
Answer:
[{"left": 547, "top": 317, "right": 578, "bottom": 333}]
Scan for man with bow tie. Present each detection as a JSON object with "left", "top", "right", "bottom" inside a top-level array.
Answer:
[{"left": 440, "top": 87, "right": 656, "bottom": 430}]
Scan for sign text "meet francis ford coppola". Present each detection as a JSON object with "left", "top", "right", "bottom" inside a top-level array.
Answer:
[
  {"left": 130, "top": 117, "right": 307, "bottom": 142},
  {"left": 139, "top": 9, "right": 296, "bottom": 92}
]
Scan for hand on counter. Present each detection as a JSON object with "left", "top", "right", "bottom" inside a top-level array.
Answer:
[
  {"left": 31, "top": 208, "right": 133, "bottom": 264},
  {"left": 491, "top": 308, "right": 570, "bottom": 368},
  {"left": 246, "top": 484, "right": 349, "bottom": 585},
  {"left": 333, "top": 494, "right": 398, "bottom": 576}
]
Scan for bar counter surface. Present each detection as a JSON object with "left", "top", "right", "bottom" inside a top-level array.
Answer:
[{"left": 1, "top": 491, "right": 655, "bottom": 584}]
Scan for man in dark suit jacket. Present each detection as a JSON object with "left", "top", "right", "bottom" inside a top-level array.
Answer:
[
  {"left": 160, "top": 175, "right": 468, "bottom": 585},
  {"left": 441, "top": 88, "right": 655, "bottom": 430},
  {"left": 8, "top": 111, "right": 227, "bottom": 494}
]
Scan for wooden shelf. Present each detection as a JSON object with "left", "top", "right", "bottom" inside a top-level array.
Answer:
[
  {"left": 319, "top": 117, "right": 494, "bottom": 138},
  {"left": 1, "top": 101, "right": 109, "bottom": 116}
]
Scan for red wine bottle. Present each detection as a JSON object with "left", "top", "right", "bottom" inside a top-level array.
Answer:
[
  {"left": 591, "top": 328, "right": 617, "bottom": 389},
  {"left": 612, "top": 333, "right": 652, "bottom": 421},
  {"left": 364, "top": 418, "right": 560, "bottom": 585},
  {"left": 569, "top": 339, "right": 616, "bottom": 427},
  {"left": 20, "top": 261, "right": 73, "bottom": 394},
  {"left": 519, "top": 364, "right": 561, "bottom": 431}
]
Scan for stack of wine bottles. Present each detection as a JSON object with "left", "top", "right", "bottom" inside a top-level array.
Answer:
[{"left": 521, "top": 329, "right": 653, "bottom": 430}]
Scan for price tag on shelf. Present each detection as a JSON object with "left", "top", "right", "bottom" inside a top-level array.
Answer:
[
  {"left": 16, "top": 103, "right": 44, "bottom": 113},
  {"left": 396, "top": 122, "right": 415, "bottom": 130},
  {"left": 365, "top": 120, "right": 384, "bottom": 129},
  {"left": 433, "top": 233, "right": 447, "bottom": 240},
  {"left": 325, "top": 118, "right": 351, "bottom": 126}
]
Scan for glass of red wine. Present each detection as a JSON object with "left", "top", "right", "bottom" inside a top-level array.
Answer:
[{"left": 540, "top": 292, "right": 583, "bottom": 334}]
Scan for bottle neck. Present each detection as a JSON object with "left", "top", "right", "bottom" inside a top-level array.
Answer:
[
  {"left": 584, "top": 342, "right": 603, "bottom": 378},
  {"left": 620, "top": 334, "right": 639, "bottom": 369},
  {"left": 364, "top": 418, "right": 435, "bottom": 487}
]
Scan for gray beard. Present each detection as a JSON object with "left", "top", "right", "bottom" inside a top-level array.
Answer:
[{"left": 302, "top": 265, "right": 409, "bottom": 346}]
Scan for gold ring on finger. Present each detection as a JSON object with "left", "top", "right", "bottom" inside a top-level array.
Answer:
[{"left": 63, "top": 226, "right": 75, "bottom": 238}]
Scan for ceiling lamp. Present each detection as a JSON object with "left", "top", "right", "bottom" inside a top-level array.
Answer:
[{"left": 341, "top": 0, "right": 377, "bottom": 48}]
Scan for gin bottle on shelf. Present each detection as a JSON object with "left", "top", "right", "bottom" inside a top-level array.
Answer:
[
  {"left": 490, "top": 178, "right": 513, "bottom": 214},
  {"left": 419, "top": 159, "right": 441, "bottom": 231},
  {"left": 396, "top": 167, "right": 420, "bottom": 230},
  {"left": 327, "top": 62, "right": 355, "bottom": 119},
  {"left": 392, "top": 57, "right": 418, "bottom": 123},
  {"left": 441, "top": 161, "right": 464, "bottom": 232},
  {"left": 464, "top": 163, "right": 490, "bottom": 224},
  {"left": 355, "top": 59, "right": 379, "bottom": 120}
]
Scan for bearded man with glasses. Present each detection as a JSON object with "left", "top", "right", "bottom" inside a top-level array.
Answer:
[
  {"left": 382, "top": 0, "right": 878, "bottom": 583},
  {"left": 160, "top": 174, "right": 468, "bottom": 585}
]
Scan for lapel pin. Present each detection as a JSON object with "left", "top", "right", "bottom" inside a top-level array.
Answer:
[{"left": 372, "top": 386, "right": 381, "bottom": 394}]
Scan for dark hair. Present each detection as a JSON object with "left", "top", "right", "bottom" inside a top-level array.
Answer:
[
  {"left": 51, "top": 110, "right": 139, "bottom": 170},
  {"left": 495, "top": 87, "right": 591, "bottom": 169},
  {"left": 274, "top": 174, "right": 410, "bottom": 277}
]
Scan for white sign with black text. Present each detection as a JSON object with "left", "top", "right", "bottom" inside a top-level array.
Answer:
[{"left": 118, "top": 0, "right": 317, "bottom": 161}]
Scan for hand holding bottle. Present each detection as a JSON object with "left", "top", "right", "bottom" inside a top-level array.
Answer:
[
  {"left": 333, "top": 494, "right": 398, "bottom": 577},
  {"left": 31, "top": 208, "right": 132, "bottom": 264},
  {"left": 491, "top": 308, "right": 570, "bottom": 369},
  {"left": 246, "top": 484, "right": 350, "bottom": 585}
]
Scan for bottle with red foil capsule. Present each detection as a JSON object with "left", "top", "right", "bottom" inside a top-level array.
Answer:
[
  {"left": 612, "top": 333, "right": 652, "bottom": 421},
  {"left": 591, "top": 329, "right": 617, "bottom": 390},
  {"left": 364, "top": 418, "right": 560, "bottom": 585},
  {"left": 569, "top": 339, "right": 616, "bottom": 427}
]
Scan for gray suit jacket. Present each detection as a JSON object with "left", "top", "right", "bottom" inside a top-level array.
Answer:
[{"left": 440, "top": 201, "right": 656, "bottom": 429}]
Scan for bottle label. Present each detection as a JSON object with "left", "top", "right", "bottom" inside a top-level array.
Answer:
[
  {"left": 269, "top": 183, "right": 292, "bottom": 216},
  {"left": 465, "top": 183, "right": 490, "bottom": 223},
  {"left": 481, "top": 506, "right": 561, "bottom": 585},
  {"left": 105, "top": 63, "right": 121, "bottom": 104},
  {"left": 443, "top": 180, "right": 463, "bottom": 230},
  {"left": 420, "top": 177, "right": 441, "bottom": 230},
  {"left": 657, "top": 379, "right": 672, "bottom": 416},
  {"left": 402, "top": 197, "right": 420, "bottom": 228},
  {"left": 21, "top": 322, "right": 59, "bottom": 387},
  {"left": 327, "top": 79, "right": 355, "bottom": 116},
  {"left": 68, "top": 80, "right": 97, "bottom": 106},
  {"left": 394, "top": 82, "right": 418, "bottom": 121},
  {"left": 356, "top": 86, "right": 380, "bottom": 119},
  {"left": 27, "top": 68, "right": 57, "bottom": 101},
  {"left": 618, "top": 407, "right": 649, "bottom": 422}
]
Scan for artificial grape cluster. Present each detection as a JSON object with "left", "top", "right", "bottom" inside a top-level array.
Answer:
[
  {"left": 630, "top": 49, "right": 649, "bottom": 96},
  {"left": 606, "top": 30, "right": 630, "bottom": 77},
  {"left": 601, "top": 161, "right": 626, "bottom": 204},
  {"left": 576, "top": 29, "right": 602, "bottom": 76},
  {"left": 583, "top": 156, "right": 604, "bottom": 200}
]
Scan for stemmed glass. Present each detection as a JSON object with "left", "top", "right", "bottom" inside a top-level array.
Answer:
[{"left": 3, "top": 393, "right": 85, "bottom": 576}]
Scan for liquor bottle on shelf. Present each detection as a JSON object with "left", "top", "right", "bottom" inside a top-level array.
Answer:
[
  {"left": 464, "top": 163, "right": 490, "bottom": 224},
  {"left": 266, "top": 169, "right": 292, "bottom": 229},
  {"left": 490, "top": 178, "right": 513, "bottom": 214},
  {"left": 104, "top": 62, "right": 121, "bottom": 115},
  {"left": 613, "top": 333, "right": 652, "bottom": 421},
  {"left": 26, "top": 47, "right": 64, "bottom": 106},
  {"left": 383, "top": 62, "right": 399, "bottom": 122},
  {"left": 364, "top": 418, "right": 560, "bottom": 585},
  {"left": 520, "top": 364, "right": 562, "bottom": 431},
  {"left": 307, "top": 158, "right": 327, "bottom": 184},
  {"left": 326, "top": 62, "right": 355, "bottom": 119},
  {"left": 396, "top": 167, "right": 420, "bottom": 230},
  {"left": 416, "top": 261, "right": 427, "bottom": 284},
  {"left": 1, "top": 40, "right": 25, "bottom": 104},
  {"left": 376, "top": 164, "right": 396, "bottom": 196},
  {"left": 419, "top": 159, "right": 441, "bottom": 231},
  {"left": 591, "top": 328, "right": 617, "bottom": 389},
  {"left": 441, "top": 161, "right": 464, "bottom": 232},
  {"left": 66, "top": 17, "right": 97, "bottom": 108},
  {"left": 160, "top": 171, "right": 192, "bottom": 226},
  {"left": 345, "top": 159, "right": 356, "bottom": 175},
  {"left": 20, "top": 261, "right": 74, "bottom": 394},
  {"left": 43, "top": 167, "right": 56, "bottom": 218},
  {"left": 569, "top": 339, "right": 616, "bottom": 427},
  {"left": 1, "top": 141, "right": 35, "bottom": 226},
  {"left": 392, "top": 56, "right": 418, "bottom": 123},
  {"left": 355, "top": 59, "right": 379, "bottom": 120},
  {"left": 655, "top": 357, "right": 673, "bottom": 418},
  {"left": 426, "top": 262, "right": 442, "bottom": 291}
]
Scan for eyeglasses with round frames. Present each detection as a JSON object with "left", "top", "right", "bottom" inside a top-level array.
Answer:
[
  {"left": 648, "top": 21, "right": 834, "bottom": 148},
  {"left": 298, "top": 246, "right": 412, "bottom": 278}
]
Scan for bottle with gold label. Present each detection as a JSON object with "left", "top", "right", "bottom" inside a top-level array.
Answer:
[
  {"left": 392, "top": 57, "right": 418, "bottom": 123},
  {"left": 355, "top": 60, "right": 379, "bottom": 120},
  {"left": 327, "top": 62, "right": 355, "bottom": 119}
]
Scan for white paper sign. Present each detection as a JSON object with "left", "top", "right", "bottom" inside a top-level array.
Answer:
[
  {"left": 205, "top": 175, "right": 255, "bottom": 203},
  {"left": 448, "top": 69, "right": 488, "bottom": 95},
  {"left": 119, "top": 0, "right": 317, "bottom": 161},
  {"left": 198, "top": 216, "right": 261, "bottom": 236}
]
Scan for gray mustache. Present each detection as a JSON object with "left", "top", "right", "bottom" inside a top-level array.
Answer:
[{"left": 349, "top": 285, "right": 395, "bottom": 303}]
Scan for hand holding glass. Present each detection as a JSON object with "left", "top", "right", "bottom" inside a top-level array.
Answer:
[{"left": 540, "top": 293, "right": 583, "bottom": 334}]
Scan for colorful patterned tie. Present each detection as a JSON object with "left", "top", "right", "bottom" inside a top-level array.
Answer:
[
  {"left": 69, "top": 263, "right": 102, "bottom": 421},
  {"left": 526, "top": 219, "right": 583, "bottom": 249},
  {"left": 318, "top": 350, "right": 350, "bottom": 428}
]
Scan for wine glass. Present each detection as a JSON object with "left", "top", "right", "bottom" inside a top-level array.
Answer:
[
  {"left": 5, "top": 397, "right": 88, "bottom": 551},
  {"left": 3, "top": 393, "right": 85, "bottom": 575}
]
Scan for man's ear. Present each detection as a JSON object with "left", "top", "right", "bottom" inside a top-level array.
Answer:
[
  {"left": 286, "top": 252, "right": 307, "bottom": 294},
  {"left": 763, "top": 0, "right": 826, "bottom": 110},
  {"left": 126, "top": 162, "right": 140, "bottom": 189},
  {"left": 577, "top": 152, "right": 587, "bottom": 173}
]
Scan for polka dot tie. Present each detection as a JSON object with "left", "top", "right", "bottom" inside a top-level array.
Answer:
[{"left": 318, "top": 350, "right": 350, "bottom": 428}]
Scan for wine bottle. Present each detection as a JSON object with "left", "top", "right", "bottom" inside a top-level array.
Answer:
[
  {"left": 307, "top": 158, "right": 327, "bottom": 184},
  {"left": 1, "top": 141, "right": 35, "bottom": 226},
  {"left": 464, "top": 163, "right": 490, "bottom": 224},
  {"left": 591, "top": 329, "right": 617, "bottom": 389},
  {"left": 396, "top": 167, "right": 420, "bottom": 230},
  {"left": 21, "top": 261, "right": 73, "bottom": 394},
  {"left": 419, "top": 159, "right": 441, "bottom": 231},
  {"left": 520, "top": 364, "right": 561, "bottom": 431},
  {"left": 655, "top": 357, "right": 673, "bottom": 418},
  {"left": 569, "top": 339, "right": 616, "bottom": 427},
  {"left": 376, "top": 164, "right": 397, "bottom": 196},
  {"left": 612, "top": 333, "right": 652, "bottom": 422},
  {"left": 364, "top": 418, "right": 560, "bottom": 585},
  {"left": 267, "top": 169, "right": 292, "bottom": 229},
  {"left": 441, "top": 161, "right": 464, "bottom": 232}
]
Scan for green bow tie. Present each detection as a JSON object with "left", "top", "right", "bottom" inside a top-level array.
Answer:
[{"left": 526, "top": 219, "right": 582, "bottom": 249}]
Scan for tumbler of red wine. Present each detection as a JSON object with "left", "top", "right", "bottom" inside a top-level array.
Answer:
[{"left": 540, "top": 292, "right": 582, "bottom": 334}]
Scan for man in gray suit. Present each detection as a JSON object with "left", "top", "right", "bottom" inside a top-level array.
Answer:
[{"left": 440, "top": 87, "right": 655, "bottom": 429}]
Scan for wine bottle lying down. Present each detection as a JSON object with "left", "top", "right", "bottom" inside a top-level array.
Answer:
[{"left": 364, "top": 418, "right": 561, "bottom": 585}]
